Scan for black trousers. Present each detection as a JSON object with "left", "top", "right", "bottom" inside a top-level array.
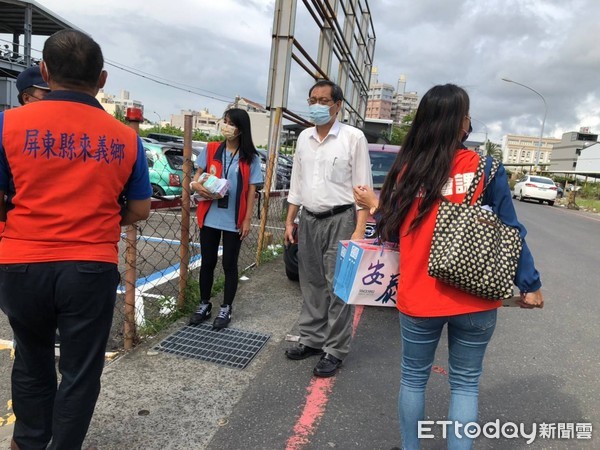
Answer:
[
  {"left": 199, "top": 226, "right": 242, "bottom": 306},
  {"left": 0, "top": 261, "right": 119, "bottom": 450}
]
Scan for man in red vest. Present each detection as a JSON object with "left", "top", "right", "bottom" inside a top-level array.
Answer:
[{"left": 0, "top": 30, "right": 151, "bottom": 450}]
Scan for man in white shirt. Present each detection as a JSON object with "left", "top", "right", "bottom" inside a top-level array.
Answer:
[{"left": 284, "top": 80, "right": 372, "bottom": 377}]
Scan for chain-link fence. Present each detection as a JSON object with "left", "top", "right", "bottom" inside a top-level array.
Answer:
[{"left": 109, "top": 189, "right": 289, "bottom": 350}]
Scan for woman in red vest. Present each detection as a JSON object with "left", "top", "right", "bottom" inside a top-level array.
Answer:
[
  {"left": 355, "top": 84, "right": 544, "bottom": 450},
  {"left": 189, "top": 108, "right": 263, "bottom": 328}
]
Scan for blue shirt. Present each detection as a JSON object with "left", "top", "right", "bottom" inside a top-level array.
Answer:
[
  {"left": 198, "top": 149, "right": 263, "bottom": 232},
  {"left": 483, "top": 158, "right": 542, "bottom": 293}
]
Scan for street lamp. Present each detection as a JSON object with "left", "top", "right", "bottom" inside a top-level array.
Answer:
[
  {"left": 470, "top": 116, "right": 488, "bottom": 147},
  {"left": 153, "top": 111, "right": 162, "bottom": 133},
  {"left": 501, "top": 78, "right": 547, "bottom": 170}
]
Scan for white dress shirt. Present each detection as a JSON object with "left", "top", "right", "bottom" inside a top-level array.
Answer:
[{"left": 288, "top": 120, "right": 373, "bottom": 213}]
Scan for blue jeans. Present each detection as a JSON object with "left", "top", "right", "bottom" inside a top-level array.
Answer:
[{"left": 398, "top": 309, "right": 497, "bottom": 450}]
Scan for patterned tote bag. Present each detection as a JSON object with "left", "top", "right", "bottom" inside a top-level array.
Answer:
[{"left": 428, "top": 157, "right": 522, "bottom": 300}]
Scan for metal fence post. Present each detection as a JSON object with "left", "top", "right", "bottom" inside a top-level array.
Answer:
[
  {"left": 256, "top": 107, "right": 283, "bottom": 265},
  {"left": 179, "top": 115, "right": 193, "bottom": 309}
]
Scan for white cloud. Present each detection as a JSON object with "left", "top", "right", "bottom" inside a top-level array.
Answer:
[{"left": 15, "top": 0, "right": 600, "bottom": 143}]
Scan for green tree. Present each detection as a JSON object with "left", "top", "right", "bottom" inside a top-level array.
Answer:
[
  {"left": 483, "top": 140, "right": 502, "bottom": 159},
  {"left": 159, "top": 124, "right": 184, "bottom": 136},
  {"left": 113, "top": 107, "right": 127, "bottom": 124},
  {"left": 192, "top": 130, "right": 210, "bottom": 141},
  {"left": 389, "top": 112, "right": 414, "bottom": 145}
]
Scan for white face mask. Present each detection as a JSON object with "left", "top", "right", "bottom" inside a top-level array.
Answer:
[
  {"left": 221, "top": 123, "right": 238, "bottom": 140},
  {"left": 308, "top": 103, "right": 333, "bottom": 126}
]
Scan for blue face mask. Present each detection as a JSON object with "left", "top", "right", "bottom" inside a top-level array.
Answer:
[{"left": 309, "top": 103, "right": 333, "bottom": 126}]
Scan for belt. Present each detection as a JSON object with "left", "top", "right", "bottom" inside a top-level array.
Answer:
[{"left": 304, "top": 204, "right": 354, "bottom": 220}]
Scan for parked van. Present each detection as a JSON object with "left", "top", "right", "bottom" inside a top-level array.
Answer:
[{"left": 147, "top": 132, "right": 184, "bottom": 144}]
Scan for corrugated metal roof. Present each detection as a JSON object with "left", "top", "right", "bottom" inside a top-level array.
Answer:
[{"left": 0, "top": 0, "right": 77, "bottom": 36}]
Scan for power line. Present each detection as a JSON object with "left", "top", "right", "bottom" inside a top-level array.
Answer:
[
  {"left": 103, "top": 58, "right": 231, "bottom": 99},
  {"left": 103, "top": 61, "right": 232, "bottom": 104},
  {"left": 1, "top": 37, "right": 233, "bottom": 104}
]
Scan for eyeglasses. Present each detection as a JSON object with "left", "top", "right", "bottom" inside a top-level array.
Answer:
[{"left": 307, "top": 97, "right": 334, "bottom": 106}]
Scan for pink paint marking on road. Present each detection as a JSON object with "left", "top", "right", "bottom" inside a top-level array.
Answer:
[
  {"left": 285, "top": 377, "right": 335, "bottom": 450},
  {"left": 285, "top": 304, "right": 365, "bottom": 450},
  {"left": 352, "top": 305, "right": 364, "bottom": 337}
]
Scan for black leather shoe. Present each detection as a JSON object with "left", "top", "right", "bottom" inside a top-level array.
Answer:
[
  {"left": 285, "top": 343, "right": 324, "bottom": 360},
  {"left": 313, "top": 353, "right": 342, "bottom": 378}
]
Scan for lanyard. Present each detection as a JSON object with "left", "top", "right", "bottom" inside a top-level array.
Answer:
[{"left": 223, "top": 148, "right": 239, "bottom": 179}]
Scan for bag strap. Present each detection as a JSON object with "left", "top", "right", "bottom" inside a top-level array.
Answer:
[
  {"left": 483, "top": 157, "right": 500, "bottom": 191},
  {"left": 481, "top": 157, "right": 500, "bottom": 206},
  {"left": 463, "top": 157, "right": 486, "bottom": 205},
  {"left": 465, "top": 156, "right": 501, "bottom": 206}
]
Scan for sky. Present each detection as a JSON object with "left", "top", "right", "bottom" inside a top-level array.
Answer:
[{"left": 19, "top": 0, "right": 600, "bottom": 144}]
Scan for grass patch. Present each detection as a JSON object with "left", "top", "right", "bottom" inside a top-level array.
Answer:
[
  {"left": 138, "top": 274, "right": 226, "bottom": 337},
  {"left": 259, "top": 243, "right": 284, "bottom": 264},
  {"left": 573, "top": 198, "right": 600, "bottom": 212}
]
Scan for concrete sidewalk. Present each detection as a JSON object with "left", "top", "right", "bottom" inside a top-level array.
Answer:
[
  {"left": 3, "top": 212, "right": 600, "bottom": 450},
  {"left": 82, "top": 258, "right": 304, "bottom": 449}
]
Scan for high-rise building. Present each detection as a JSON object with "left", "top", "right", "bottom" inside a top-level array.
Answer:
[
  {"left": 366, "top": 70, "right": 418, "bottom": 122},
  {"left": 396, "top": 74, "right": 406, "bottom": 96},
  {"left": 366, "top": 82, "right": 394, "bottom": 120},
  {"left": 392, "top": 90, "right": 419, "bottom": 123}
]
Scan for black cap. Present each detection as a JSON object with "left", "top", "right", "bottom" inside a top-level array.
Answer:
[{"left": 16, "top": 66, "right": 49, "bottom": 94}]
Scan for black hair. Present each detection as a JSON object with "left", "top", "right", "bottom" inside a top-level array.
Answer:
[
  {"left": 309, "top": 80, "right": 344, "bottom": 103},
  {"left": 224, "top": 108, "right": 259, "bottom": 163},
  {"left": 42, "top": 29, "right": 104, "bottom": 89},
  {"left": 376, "top": 84, "right": 470, "bottom": 241}
]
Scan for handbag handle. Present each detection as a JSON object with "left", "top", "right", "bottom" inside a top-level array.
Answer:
[{"left": 463, "top": 156, "right": 500, "bottom": 206}]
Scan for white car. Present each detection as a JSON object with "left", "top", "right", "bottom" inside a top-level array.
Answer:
[{"left": 512, "top": 175, "right": 558, "bottom": 206}]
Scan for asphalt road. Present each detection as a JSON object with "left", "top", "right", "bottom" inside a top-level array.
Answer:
[
  {"left": 1, "top": 200, "right": 599, "bottom": 448},
  {"left": 208, "top": 200, "right": 600, "bottom": 450}
]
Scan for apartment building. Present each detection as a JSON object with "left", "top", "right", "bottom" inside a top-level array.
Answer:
[
  {"left": 170, "top": 109, "right": 220, "bottom": 135},
  {"left": 366, "top": 82, "right": 394, "bottom": 120},
  {"left": 96, "top": 89, "right": 144, "bottom": 116},
  {"left": 392, "top": 90, "right": 419, "bottom": 123},
  {"left": 366, "top": 71, "right": 419, "bottom": 123}
]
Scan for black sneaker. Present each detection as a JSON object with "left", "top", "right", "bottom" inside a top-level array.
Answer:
[
  {"left": 213, "top": 304, "right": 232, "bottom": 329},
  {"left": 189, "top": 302, "right": 212, "bottom": 325}
]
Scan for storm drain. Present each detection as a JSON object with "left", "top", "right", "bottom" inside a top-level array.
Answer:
[{"left": 153, "top": 324, "right": 270, "bottom": 369}]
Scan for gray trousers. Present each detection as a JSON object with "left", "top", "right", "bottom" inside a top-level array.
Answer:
[{"left": 297, "top": 207, "right": 356, "bottom": 360}]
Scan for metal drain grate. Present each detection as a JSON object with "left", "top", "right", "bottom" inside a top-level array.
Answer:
[{"left": 154, "top": 324, "right": 270, "bottom": 369}]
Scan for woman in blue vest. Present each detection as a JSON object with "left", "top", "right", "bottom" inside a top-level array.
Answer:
[{"left": 190, "top": 108, "right": 263, "bottom": 328}]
